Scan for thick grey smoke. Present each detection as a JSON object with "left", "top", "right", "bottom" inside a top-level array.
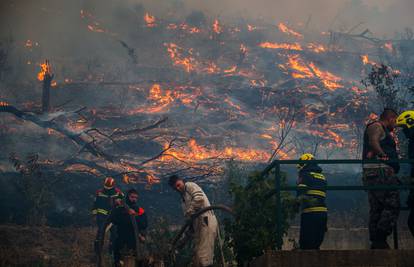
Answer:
[{"left": 0, "top": 0, "right": 412, "bottom": 76}]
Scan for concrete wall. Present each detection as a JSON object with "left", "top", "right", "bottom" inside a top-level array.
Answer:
[
  {"left": 283, "top": 226, "right": 414, "bottom": 250},
  {"left": 251, "top": 250, "right": 414, "bottom": 267}
]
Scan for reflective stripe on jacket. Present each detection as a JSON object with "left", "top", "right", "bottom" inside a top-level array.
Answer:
[
  {"left": 92, "top": 188, "right": 124, "bottom": 215},
  {"left": 297, "top": 164, "right": 327, "bottom": 213}
]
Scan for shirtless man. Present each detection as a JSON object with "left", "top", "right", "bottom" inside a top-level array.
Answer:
[{"left": 362, "top": 108, "right": 400, "bottom": 249}]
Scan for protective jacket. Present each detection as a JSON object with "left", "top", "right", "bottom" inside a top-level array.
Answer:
[
  {"left": 109, "top": 199, "right": 147, "bottom": 264},
  {"left": 181, "top": 182, "right": 217, "bottom": 267},
  {"left": 297, "top": 164, "right": 327, "bottom": 213},
  {"left": 110, "top": 200, "right": 147, "bottom": 241},
  {"left": 92, "top": 187, "right": 124, "bottom": 216}
]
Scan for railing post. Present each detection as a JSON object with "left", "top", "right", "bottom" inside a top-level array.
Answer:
[
  {"left": 275, "top": 162, "right": 283, "bottom": 250},
  {"left": 393, "top": 224, "right": 398, "bottom": 249}
]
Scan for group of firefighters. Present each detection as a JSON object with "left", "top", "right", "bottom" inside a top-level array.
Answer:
[{"left": 92, "top": 109, "right": 414, "bottom": 266}]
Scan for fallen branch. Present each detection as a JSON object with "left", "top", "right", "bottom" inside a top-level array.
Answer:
[
  {"left": 0, "top": 104, "right": 114, "bottom": 161},
  {"left": 111, "top": 117, "right": 168, "bottom": 137}
]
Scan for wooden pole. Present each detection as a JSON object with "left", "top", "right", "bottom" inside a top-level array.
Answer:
[{"left": 42, "top": 73, "right": 52, "bottom": 112}]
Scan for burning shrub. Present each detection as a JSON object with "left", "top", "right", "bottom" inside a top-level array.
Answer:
[
  {"left": 224, "top": 162, "right": 297, "bottom": 265},
  {"left": 362, "top": 63, "right": 414, "bottom": 112}
]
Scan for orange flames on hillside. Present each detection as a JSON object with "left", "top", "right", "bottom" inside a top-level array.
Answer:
[
  {"left": 284, "top": 55, "right": 342, "bottom": 90},
  {"left": 165, "top": 43, "right": 197, "bottom": 73},
  {"left": 259, "top": 42, "right": 303, "bottom": 51},
  {"left": 128, "top": 84, "right": 199, "bottom": 114},
  {"left": 278, "top": 23, "right": 303, "bottom": 38},
  {"left": 160, "top": 139, "right": 276, "bottom": 162}
]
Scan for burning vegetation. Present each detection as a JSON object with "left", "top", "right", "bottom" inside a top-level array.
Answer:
[{"left": 1, "top": 2, "right": 414, "bottom": 187}]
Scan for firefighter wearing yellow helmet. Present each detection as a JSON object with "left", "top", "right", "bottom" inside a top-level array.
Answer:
[
  {"left": 396, "top": 110, "right": 414, "bottom": 237},
  {"left": 396, "top": 110, "right": 414, "bottom": 129},
  {"left": 296, "top": 153, "right": 327, "bottom": 249}
]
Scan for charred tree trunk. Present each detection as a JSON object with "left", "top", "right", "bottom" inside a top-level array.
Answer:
[{"left": 42, "top": 72, "right": 53, "bottom": 113}]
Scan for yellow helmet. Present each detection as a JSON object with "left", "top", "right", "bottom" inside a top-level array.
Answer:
[
  {"left": 297, "top": 153, "right": 315, "bottom": 170},
  {"left": 396, "top": 110, "right": 414, "bottom": 129}
]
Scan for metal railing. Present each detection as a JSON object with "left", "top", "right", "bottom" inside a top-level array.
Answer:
[{"left": 260, "top": 159, "right": 414, "bottom": 250}]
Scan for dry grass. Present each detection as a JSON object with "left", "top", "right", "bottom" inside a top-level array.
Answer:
[{"left": 0, "top": 224, "right": 96, "bottom": 267}]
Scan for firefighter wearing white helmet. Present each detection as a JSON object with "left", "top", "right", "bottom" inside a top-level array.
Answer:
[
  {"left": 396, "top": 110, "right": 414, "bottom": 237},
  {"left": 296, "top": 153, "right": 328, "bottom": 249}
]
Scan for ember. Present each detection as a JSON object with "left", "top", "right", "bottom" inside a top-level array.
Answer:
[
  {"left": 259, "top": 42, "right": 303, "bottom": 51},
  {"left": 144, "top": 12, "right": 156, "bottom": 27}
]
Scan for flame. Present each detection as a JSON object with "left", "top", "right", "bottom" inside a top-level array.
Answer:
[
  {"left": 161, "top": 139, "right": 272, "bottom": 162},
  {"left": 259, "top": 42, "right": 302, "bottom": 51},
  {"left": 240, "top": 44, "right": 248, "bottom": 55},
  {"left": 25, "top": 40, "right": 32, "bottom": 48},
  {"left": 165, "top": 43, "right": 196, "bottom": 73},
  {"left": 308, "top": 62, "right": 342, "bottom": 90},
  {"left": 212, "top": 19, "right": 222, "bottom": 34},
  {"left": 287, "top": 55, "right": 313, "bottom": 79},
  {"left": 37, "top": 61, "right": 52, "bottom": 81},
  {"left": 307, "top": 43, "right": 327, "bottom": 53},
  {"left": 80, "top": 9, "right": 114, "bottom": 35},
  {"left": 205, "top": 62, "right": 221, "bottom": 74},
  {"left": 302, "top": 129, "right": 344, "bottom": 147},
  {"left": 127, "top": 84, "right": 199, "bottom": 114},
  {"left": 247, "top": 24, "right": 256, "bottom": 31},
  {"left": 144, "top": 12, "right": 156, "bottom": 27},
  {"left": 361, "top": 54, "right": 377, "bottom": 65},
  {"left": 223, "top": 66, "right": 237, "bottom": 73},
  {"left": 64, "top": 164, "right": 101, "bottom": 176},
  {"left": 285, "top": 55, "right": 342, "bottom": 90},
  {"left": 261, "top": 134, "right": 273, "bottom": 139},
  {"left": 250, "top": 79, "right": 266, "bottom": 87},
  {"left": 278, "top": 23, "right": 303, "bottom": 38},
  {"left": 383, "top": 42, "right": 393, "bottom": 53}
]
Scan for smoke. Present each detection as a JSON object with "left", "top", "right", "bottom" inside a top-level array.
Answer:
[
  {"left": 0, "top": 0, "right": 412, "bottom": 77},
  {"left": 1, "top": 0, "right": 413, "bottom": 39}
]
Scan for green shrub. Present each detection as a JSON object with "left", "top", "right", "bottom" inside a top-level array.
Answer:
[{"left": 224, "top": 162, "right": 298, "bottom": 265}]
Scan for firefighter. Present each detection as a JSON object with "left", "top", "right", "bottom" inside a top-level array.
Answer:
[
  {"left": 362, "top": 108, "right": 400, "bottom": 249},
  {"left": 296, "top": 153, "right": 328, "bottom": 249},
  {"left": 92, "top": 177, "right": 124, "bottom": 254},
  {"left": 396, "top": 110, "right": 414, "bottom": 237},
  {"left": 109, "top": 188, "right": 147, "bottom": 267},
  {"left": 168, "top": 175, "right": 217, "bottom": 267}
]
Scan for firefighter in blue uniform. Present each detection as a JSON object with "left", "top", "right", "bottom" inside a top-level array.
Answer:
[
  {"left": 296, "top": 153, "right": 328, "bottom": 249},
  {"left": 92, "top": 177, "right": 124, "bottom": 254}
]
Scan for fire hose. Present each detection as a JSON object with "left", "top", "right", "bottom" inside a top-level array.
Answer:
[
  {"left": 169, "top": 205, "right": 234, "bottom": 265},
  {"left": 96, "top": 201, "right": 142, "bottom": 267}
]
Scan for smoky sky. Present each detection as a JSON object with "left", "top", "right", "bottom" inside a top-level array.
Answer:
[
  {"left": 0, "top": 0, "right": 413, "bottom": 80},
  {"left": 1, "top": 0, "right": 413, "bottom": 37}
]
